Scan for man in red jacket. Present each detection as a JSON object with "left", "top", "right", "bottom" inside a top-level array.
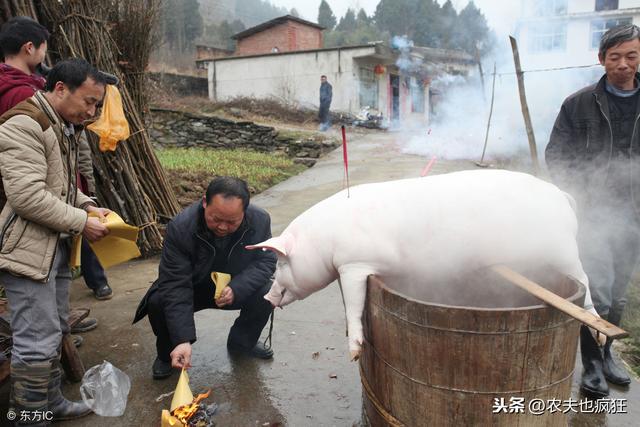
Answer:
[{"left": 0, "top": 17, "right": 48, "bottom": 115}]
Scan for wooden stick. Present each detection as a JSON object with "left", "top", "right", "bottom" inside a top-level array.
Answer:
[
  {"left": 478, "top": 63, "right": 497, "bottom": 165},
  {"left": 509, "top": 36, "right": 540, "bottom": 175},
  {"left": 491, "top": 265, "right": 628, "bottom": 339}
]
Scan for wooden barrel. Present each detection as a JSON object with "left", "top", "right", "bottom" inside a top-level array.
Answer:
[{"left": 360, "top": 269, "right": 585, "bottom": 426}]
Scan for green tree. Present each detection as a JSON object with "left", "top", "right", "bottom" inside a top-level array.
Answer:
[
  {"left": 161, "top": 0, "right": 203, "bottom": 51},
  {"left": 373, "top": 0, "right": 419, "bottom": 38},
  {"left": 357, "top": 8, "right": 370, "bottom": 26},
  {"left": 235, "top": 0, "right": 288, "bottom": 27},
  {"left": 336, "top": 8, "right": 356, "bottom": 32},
  {"left": 455, "top": 1, "right": 492, "bottom": 54},
  {"left": 318, "top": 0, "right": 337, "bottom": 30},
  {"left": 412, "top": 0, "right": 442, "bottom": 48}
]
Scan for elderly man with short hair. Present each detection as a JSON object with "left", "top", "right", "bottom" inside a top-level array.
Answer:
[{"left": 546, "top": 23, "right": 640, "bottom": 398}]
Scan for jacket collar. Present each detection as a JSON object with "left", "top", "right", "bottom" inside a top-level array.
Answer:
[
  {"left": 32, "top": 91, "right": 85, "bottom": 137},
  {"left": 593, "top": 72, "right": 640, "bottom": 97}
]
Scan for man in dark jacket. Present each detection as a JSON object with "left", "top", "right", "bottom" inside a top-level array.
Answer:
[
  {"left": 319, "top": 75, "right": 332, "bottom": 131},
  {"left": 546, "top": 24, "right": 640, "bottom": 398},
  {"left": 133, "top": 177, "right": 276, "bottom": 379}
]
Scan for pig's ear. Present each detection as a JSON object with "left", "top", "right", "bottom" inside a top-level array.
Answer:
[{"left": 246, "top": 234, "right": 293, "bottom": 257}]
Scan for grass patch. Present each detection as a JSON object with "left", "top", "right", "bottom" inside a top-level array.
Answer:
[{"left": 155, "top": 147, "right": 306, "bottom": 207}]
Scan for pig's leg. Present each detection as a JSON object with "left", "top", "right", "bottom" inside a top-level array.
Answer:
[
  {"left": 558, "top": 259, "right": 607, "bottom": 346},
  {"left": 337, "top": 265, "right": 372, "bottom": 361}
]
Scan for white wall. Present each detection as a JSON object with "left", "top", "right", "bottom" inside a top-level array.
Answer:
[
  {"left": 209, "top": 47, "right": 376, "bottom": 114},
  {"left": 517, "top": 0, "right": 640, "bottom": 69}
]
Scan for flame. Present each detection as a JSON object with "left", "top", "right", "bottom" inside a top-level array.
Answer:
[{"left": 171, "top": 390, "right": 211, "bottom": 424}]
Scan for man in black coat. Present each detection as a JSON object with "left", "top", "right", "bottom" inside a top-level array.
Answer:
[
  {"left": 133, "top": 177, "right": 276, "bottom": 379},
  {"left": 546, "top": 24, "right": 640, "bottom": 398}
]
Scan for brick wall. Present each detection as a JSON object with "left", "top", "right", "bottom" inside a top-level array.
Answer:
[{"left": 236, "top": 21, "right": 322, "bottom": 56}]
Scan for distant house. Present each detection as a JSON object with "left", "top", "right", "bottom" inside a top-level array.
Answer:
[
  {"left": 232, "top": 15, "right": 324, "bottom": 56},
  {"left": 515, "top": 0, "right": 640, "bottom": 69},
  {"left": 197, "top": 15, "right": 474, "bottom": 125}
]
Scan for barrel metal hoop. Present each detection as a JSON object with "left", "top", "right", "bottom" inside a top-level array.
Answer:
[
  {"left": 370, "top": 300, "right": 576, "bottom": 335},
  {"left": 363, "top": 339, "right": 575, "bottom": 395},
  {"left": 359, "top": 363, "right": 405, "bottom": 427}
]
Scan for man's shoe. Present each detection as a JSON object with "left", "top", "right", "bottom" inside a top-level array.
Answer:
[
  {"left": 603, "top": 338, "right": 631, "bottom": 385},
  {"left": 228, "top": 341, "right": 274, "bottom": 360},
  {"left": 249, "top": 342, "right": 274, "bottom": 359},
  {"left": 71, "top": 317, "right": 98, "bottom": 333},
  {"left": 580, "top": 325, "right": 609, "bottom": 398},
  {"left": 72, "top": 335, "right": 83, "bottom": 348},
  {"left": 93, "top": 284, "right": 113, "bottom": 300},
  {"left": 152, "top": 357, "right": 173, "bottom": 380}
]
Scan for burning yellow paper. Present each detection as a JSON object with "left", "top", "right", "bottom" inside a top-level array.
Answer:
[
  {"left": 70, "top": 212, "right": 141, "bottom": 269},
  {"left": 170, "top": 369, "right": 194, "bottom": 413},
  {"left": 211, "top": 272, "right": 231, "bottom": 300},
  {"left": 160, "top": 410, "right": 181, "bottom": 427}
]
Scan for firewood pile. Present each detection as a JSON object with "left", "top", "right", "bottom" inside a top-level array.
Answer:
[{"left": 0, "top": 0, "right": 181, "bottom": 255}]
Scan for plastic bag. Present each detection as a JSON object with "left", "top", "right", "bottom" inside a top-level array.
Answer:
[
  {"left": 86, "top": 84, "right": 130, "bottom": 152},
  {"left": 80, "top": 361, "right": 131, "bottom": 417}
]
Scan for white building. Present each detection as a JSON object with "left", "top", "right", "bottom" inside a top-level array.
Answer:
[
  {"left": 201, "top": 43, "right": 474, "bottom": 126},
  {"left": 515, "top": 0, "right": 640, "bottom": 69}
]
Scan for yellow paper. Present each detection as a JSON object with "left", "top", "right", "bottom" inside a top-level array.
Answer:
[
  {"left": 86, "top": 85, "right": 130, "bottom": 152},
  {"left": 70, "top": 212, "right": 141, "bottom": 269},
  {"left": 170, "top": 369, "right": 194, "bottom": 413},
  {"left": 211, "top": 272, "right": 231, "bottom": 300},
  {"left": 160, "top": 410, "right": 183, "bottom": 427}
]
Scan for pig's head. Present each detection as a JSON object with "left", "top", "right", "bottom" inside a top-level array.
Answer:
[{"left": 246, "top": 232, "right": 337, "bottom": 308}]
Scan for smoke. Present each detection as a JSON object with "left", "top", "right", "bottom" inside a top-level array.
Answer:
[
  {"left": 391, "top": 35, "right": 423, "bottom": 73},
  {"left": 396, "top": 35, "right": 601, "bottom": 163}
]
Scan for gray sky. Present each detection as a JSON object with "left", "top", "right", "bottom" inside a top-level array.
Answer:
[{"left": 271, "top": 0, "right": 521, "bottom": 35}]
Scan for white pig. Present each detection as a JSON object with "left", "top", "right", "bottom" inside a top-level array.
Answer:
[{"left": 247, "top": 170, "right": 597, "bottom": 359}]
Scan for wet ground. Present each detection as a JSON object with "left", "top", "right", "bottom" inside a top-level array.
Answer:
[{"left": 0, "top": 129, "right": 638, "bottom": 426}]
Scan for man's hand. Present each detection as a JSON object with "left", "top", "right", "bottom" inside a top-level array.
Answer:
[
  {"left": 170, "top": 342, "right": 192, "bottom": 369},
  {"left": 215, "top": 286, "right": 234, "bottom": 308},
  {"left": 83, "top": 216, "right": 109, "bottom": 242},
  {"left": 85, "top": 205, "right": 112, "bottom": 219}
]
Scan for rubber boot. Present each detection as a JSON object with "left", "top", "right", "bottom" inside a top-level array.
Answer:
[
  {"left": 580, "top": 325, "right": 609, "bottom": 398},
  {"left": 9, "top": 361, "right": 52, "bottom": 426},
  {"left": 602, "top": 312, "right": 631, "bottom": 386},
  {"left": 48, "top": 359, "right": 92, "bottom": 421}
]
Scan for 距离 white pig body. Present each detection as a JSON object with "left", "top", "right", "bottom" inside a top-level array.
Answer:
[{"left": 247, "top": 170, "right": 595, "bottom": 359}]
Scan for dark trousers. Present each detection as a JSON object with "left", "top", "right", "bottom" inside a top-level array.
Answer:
[
  {"left": 319, "top": 103, "right": 330, "bottom": 125},
  {"left": 147, "top": 280, "right": 273, "bottom": 361},
  {"left": 578, "top": 207, "right": 640, "bottom": 321},
  {"left": 81, "top": 239, "right": 108, "bottom": 290}
]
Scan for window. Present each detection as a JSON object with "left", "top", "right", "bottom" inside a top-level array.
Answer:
[
  {"left": 591, "top": 17, "right": 633, "bottom": 49},
  {"left": 359, "top": 67, "right": 378, "bottom": 109},
  {"left": 534, "top": 0, "right": 567, "bottom": 16},
  {"left": 596, "top": 0, "right": 619, "bottom": 11},
  {"left": 529, "top": 22, "right": 567, "bottom": 52}
]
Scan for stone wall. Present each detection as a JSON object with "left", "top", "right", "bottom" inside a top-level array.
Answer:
[
  {"left": 148, "top": 72, "right": 208, "bottom": 98},
  {"left": 148, "top": 108, "right": 339, "bottom": 166}
]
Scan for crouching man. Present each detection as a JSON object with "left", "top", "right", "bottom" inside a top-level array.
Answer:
[{"left": 133, "top": 177, "right": 276, "bottom": 379}]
